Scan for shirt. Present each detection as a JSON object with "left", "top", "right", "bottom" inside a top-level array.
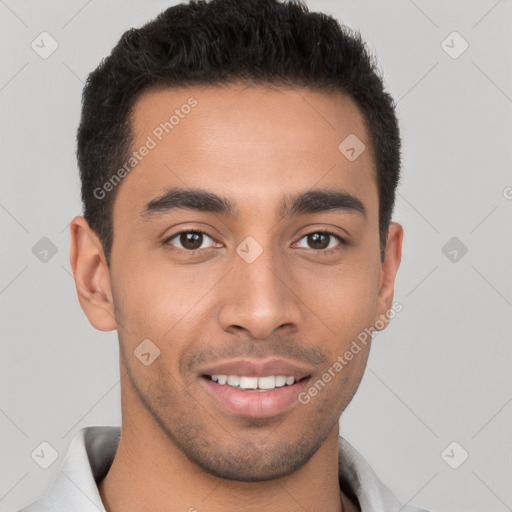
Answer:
[{"left": 18, "top": 426, "right": 430, "bottom": 512}]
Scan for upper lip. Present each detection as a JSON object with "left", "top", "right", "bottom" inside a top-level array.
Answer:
[{"left": 199, "top": 358, "right": 312, "bottom": 380}]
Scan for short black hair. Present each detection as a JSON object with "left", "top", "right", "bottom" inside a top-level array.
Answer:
[{"left": 77, "top": 0, "right": 401, "bottom": 267}]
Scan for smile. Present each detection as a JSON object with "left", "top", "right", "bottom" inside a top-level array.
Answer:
[{"left": 208, "top": 374, "right": 297, "bottom": 390}]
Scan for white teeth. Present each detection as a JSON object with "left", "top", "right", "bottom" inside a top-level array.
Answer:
[
  {"left": 258, "top": 376, "right": 276, "bottom": 389},
  {"left": 210, "top": 374, "right": 297, "bottom": 390},
  {"left": 239, "top": 376, "right": 258, "bottom": 389},
  {"left": 275, "top": 376, "right": 287, "bottom": 387},
  {"left": 227, "top": 375, "right": 240, "bottom": 386}
]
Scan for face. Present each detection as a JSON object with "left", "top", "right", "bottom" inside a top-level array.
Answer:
[{"left": 71, "top": 83, "right": 402, "bottom": 482}]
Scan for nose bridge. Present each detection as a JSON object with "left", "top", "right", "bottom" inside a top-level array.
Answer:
[{"left": 219, "top": 238, "right": 300, "bottom": 337}]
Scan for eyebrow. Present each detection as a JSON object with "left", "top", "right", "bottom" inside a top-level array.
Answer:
[{"left": 139, "top": 186, "right": 367, "bottom": 221}]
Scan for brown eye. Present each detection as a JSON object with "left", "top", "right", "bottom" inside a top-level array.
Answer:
[
  {"left": 179, "top": 232, "right": 203, "bottom": 250},
  {"left": 295, "top": 231, "right": 345, "bottom": 251},
  {"left": 307, "top": 233, "right": 330, "bottom": 249},
  {"left": 165, "top": 231, "right": 216, "bottom": 251}
]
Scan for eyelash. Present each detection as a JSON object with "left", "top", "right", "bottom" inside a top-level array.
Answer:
[{"left": 163, "top": 229, "right": 347, "bottom": 255}]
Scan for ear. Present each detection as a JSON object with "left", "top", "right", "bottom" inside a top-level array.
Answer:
[
  {"left": 69, "top": 216, "right": 117, "bottom": 331},
  {"left": 374, "top": 222, "right": 403, "bottom": 331}
]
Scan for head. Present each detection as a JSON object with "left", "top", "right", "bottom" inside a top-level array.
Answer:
[{"left": 71, "top": 0, "right": 403, "bottom": 482}]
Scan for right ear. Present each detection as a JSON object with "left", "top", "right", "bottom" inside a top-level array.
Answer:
[{"left": 69, "top": 216, "right": 117, "bottom": 331}]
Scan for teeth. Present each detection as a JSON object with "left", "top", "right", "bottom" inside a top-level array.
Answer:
[
  {"left": 227, "top": 375, "right": 240, "bottom": 386},
  {"left": 258, "top": 376, "right": 276, "bottom": 389},
  {"left": 210, "top": 375, "right": 297, "bottom": 390},
  {"left": 275, "top": 376, "right": 287, "bottom": 387},
  {"left": 239, "top": 376, "right": 258, "bottom": 389}
]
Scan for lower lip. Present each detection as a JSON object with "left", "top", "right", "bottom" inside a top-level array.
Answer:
[{"left": 201, "top": 377, "right": 309, "bottom": 418}]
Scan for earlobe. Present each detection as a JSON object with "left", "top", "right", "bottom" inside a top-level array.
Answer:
[
  {"left": 69, "top": 216, "right": 117, "bottom": 332},
  {"left": 375, "top": 222, "right": 403, "bottom": 331}
]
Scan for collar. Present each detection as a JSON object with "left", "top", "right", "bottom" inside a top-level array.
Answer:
[{"left": 19, "top": 425, "right": 428, "bottom": 512}]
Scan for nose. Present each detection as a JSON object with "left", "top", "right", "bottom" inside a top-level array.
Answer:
[{"left": 218, "top": 246, "right": 301, "bottom": 340}]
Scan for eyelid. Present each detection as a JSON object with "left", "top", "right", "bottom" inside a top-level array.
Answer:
[
  {"left": 163, "top": 229, "right": 219, "bottom": 250},
  {"left": 292, "top": 229, "right": 347, "bottom": 252},
  {"left": 163, "top": 227, "right": 348, "bottom": 254}
]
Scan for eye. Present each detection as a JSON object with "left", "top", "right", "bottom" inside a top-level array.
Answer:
[
  {"left": 294, "top": 231, "right": 346, "bottom": 252},
  {"left": 164, "top": 230, "right": 218, "bottom": 252}
]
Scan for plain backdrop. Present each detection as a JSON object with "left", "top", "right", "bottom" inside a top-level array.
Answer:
[{"left": 1, "top": 1, "right": 511, "bottom": 511}]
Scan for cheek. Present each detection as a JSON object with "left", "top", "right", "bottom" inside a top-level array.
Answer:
[
  {"left": 295, "top": 259, "right": 380, "bottom": 338},
  {"left": 112, "top": 252, "right": 179, "bottom": 327},
  {"left": 300, "top": 345, "right": 371, "bottom": 423},
  {"left": 111, "top": 259, "right": 216, "bottom": 369}
]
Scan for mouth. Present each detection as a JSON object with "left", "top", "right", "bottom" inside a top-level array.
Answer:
[
  {"left": 198, "top": 359, "right": 312, "bottom": 418},
  {"left": 204, "top": 374, "right": 303, "bottom": 391}
]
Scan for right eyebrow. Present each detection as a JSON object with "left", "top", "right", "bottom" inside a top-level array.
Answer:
[
  {"left": 138, "top": 185, "right": 367, "bottom": 222},
  {"left": 139, "top": 187, "right": 240, "bottom": 221}
]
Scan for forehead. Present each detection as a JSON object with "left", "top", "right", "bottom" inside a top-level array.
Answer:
[{"left": 113, "top": 83, "right": 376, "bottom": 225}]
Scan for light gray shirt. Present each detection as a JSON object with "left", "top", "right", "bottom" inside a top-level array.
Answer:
[{"left": 18, "top": 426, "right": 430, "bottom": 512}]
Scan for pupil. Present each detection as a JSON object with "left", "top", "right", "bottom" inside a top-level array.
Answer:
[
  {"left": 181, "top": 232, "right": 202, "bottom": 250},
  {"left": 308, "top": 233, "right": 329, "bottom": 249}
]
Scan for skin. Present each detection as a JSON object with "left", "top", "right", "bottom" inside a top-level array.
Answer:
[{"left": 70, "top": 82, "right": 403, "bottom": 512}]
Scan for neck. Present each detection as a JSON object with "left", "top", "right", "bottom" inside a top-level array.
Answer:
[
  {"left": 99, "top": 420, "right": 349, "bottom": 512},
  {"left": 98, "top": 366, "right": 361, "bottom": 512}
]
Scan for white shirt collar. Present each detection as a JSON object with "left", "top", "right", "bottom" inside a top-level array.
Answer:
[{"left": 18, "top": 426, "right": 429, "bottom": 512}]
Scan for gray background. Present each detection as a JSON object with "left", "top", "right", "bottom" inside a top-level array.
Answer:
[{"left": 1, "top": 1, "right": 511, "bottom": 511}]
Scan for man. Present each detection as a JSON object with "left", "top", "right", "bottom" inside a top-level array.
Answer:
[{"left": 19, "top": 0, "right": 430, "bottom": 510}]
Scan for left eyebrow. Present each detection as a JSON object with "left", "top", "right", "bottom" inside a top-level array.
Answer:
[
  {"left": 280, "top": 187, "right": 367, "bottom": 220},
  {"left": 139, "top": 186, "right": 367, "bottom": 221}
]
